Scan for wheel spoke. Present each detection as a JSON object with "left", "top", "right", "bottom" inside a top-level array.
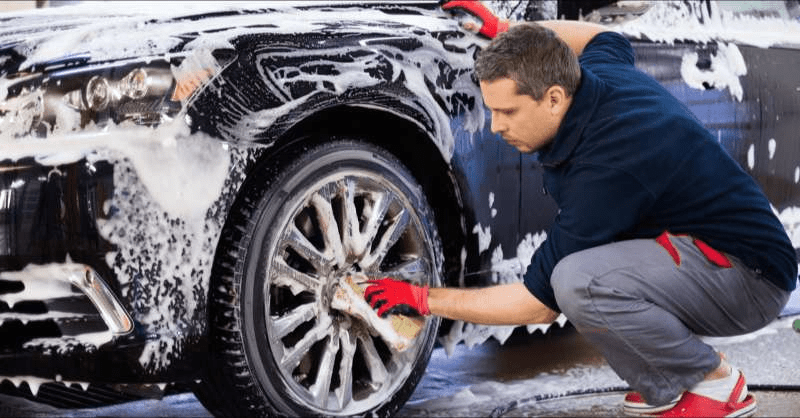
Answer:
[
  {"left": 310, "top": 192, "right": 346, "bottom": 266},
  {"left": 335, "top": 328, "right": 357, "bottom": 409},
  {"left": 361, "top": 208, "right": 410, "bottom": 270},
  {"left": 271, "top": 302, "right": 317, "bottom": 339},
  {"left": 358, "top": 334, "right": 388, "bottom": 389},
  {"left": 309, "top": 329, "right": 340, "bottom": 406},
  {"left": 280, "top": 316, "right": 332, "bottom": 371},
  {"left": 272, "top": 258, "right": 320, "bottom": 296},
  {"left": 340, "top": 178, "right": 364, "bottom": 257},
  {"left": 284, "top": 224, "right": 329, "bottom": 272},
  {"left": 360, "top": 191, "right": 391, "bottom": 258}
]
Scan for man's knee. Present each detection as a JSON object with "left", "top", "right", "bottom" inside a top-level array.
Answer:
[{"left": 551, "top": 251, "right": 595, "bottom": 318}]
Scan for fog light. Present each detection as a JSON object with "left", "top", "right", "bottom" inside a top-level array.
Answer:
[{"left": 85, "top": 76, "right": 110, "bottom": 110}]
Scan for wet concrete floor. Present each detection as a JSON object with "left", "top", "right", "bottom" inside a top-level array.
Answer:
[
  {"left": 400, "top": 316, "right": 800, "bottom": 417},
  {"left": 1, "top": 316, "right": 799, "bottom": 417}
]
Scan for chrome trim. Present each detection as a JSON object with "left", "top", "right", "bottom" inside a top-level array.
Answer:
[
  {"left": 44, "top": 264, "right": 133, "bottom": 335},
  {"left": 0, "top": 166, "right": 35, "bottom": 174},
  {"left": 66, "top": 265, "right": 133, "bottom": 335},
  {"left": 0, "top": 262, "right": 133, "bottom": 335}
]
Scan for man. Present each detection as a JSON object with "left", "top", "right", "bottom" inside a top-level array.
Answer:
[{"left": 365, "top": 1, "right": 796, "bottom": 417}]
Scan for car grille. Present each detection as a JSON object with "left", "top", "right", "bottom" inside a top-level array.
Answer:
[{"left": 0, "top": 278, "right": 108, "bottom": 353}]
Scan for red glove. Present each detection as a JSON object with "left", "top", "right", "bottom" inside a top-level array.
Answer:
[
  {"left": 364, "top": 278, "right": 430, "bottom": 317},
  {"left": 441, "top": 0, "right": 509, "bottom": 39}
]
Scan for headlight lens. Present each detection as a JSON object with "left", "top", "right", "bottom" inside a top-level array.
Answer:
[
  {"left": 85, "top": 75, "right": 111, "bottom": 111},
  {"left": 120, "top": 68, "right": 148, "bottom": 100}
]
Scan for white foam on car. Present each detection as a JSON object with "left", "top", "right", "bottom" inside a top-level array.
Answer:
[
  {"left": 472, "top": 223, "right": 492, "bottom": 254},
  {"left": 24, "top": 331, "right": 115, "bottom": 354},
  {"left": 0, "top": 375, "right": 91, "bottom": 397},
  {"left": 440, "top": 229, "right": 570, "bottom": 355},
  {"left": 615, "top": 1, "right": 800, "bottom": 48},
  {"left": 612, "top": 1, "right": 800, "bottom": 104},
  {"left": 679, "top": 41, "right": 747, "bottom": 101},
  {"left": 0, "top": 261, "right": 85, "bottom": 309}
]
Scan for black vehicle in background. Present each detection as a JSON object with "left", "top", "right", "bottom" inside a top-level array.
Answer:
[{"left": 1, "top": 1, "right": 798, "bottom": 416}]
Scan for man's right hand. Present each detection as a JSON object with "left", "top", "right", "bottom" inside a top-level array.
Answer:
[
  {"left": 441, "top": 0, "right": 509, "bottom": 39},
  {"left": 364, "top": 278, "right": 430, "bottom": 317}
]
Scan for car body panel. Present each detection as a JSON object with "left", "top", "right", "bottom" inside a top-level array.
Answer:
[{"left": 0, "top": 0, "right": 797, "bottom": 394}]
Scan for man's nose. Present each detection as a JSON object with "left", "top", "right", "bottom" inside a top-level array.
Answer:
[{"left": 490, "top": 115, "right": 505, "bottom": 134}]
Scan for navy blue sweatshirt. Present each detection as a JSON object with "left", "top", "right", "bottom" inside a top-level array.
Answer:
[{"left": 523, "top": 32, "right": 797, "bottom": 312}]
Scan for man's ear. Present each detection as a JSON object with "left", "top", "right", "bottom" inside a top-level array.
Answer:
[{"left": 546, "top": 85, "right": 569, "bottom": 114}]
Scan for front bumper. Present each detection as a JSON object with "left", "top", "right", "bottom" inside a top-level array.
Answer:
[{"left": 0, "top": 158, "right": 148, "bottom": 379}]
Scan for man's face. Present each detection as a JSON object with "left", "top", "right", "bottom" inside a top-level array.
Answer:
[{"left": 480, "top": 78, "right": 566, "bottom": 154}]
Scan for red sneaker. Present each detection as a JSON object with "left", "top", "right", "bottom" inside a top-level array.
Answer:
[
  {"left": 623, "top": 392, "right": 679, "bottom": 416},
  {"left": 657, "top": 372, "right": 756, "bottom": 417}
]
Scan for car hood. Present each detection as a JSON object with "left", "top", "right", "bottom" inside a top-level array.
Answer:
[{"left": 0, "top": 1, "right": 446, "bottom": 73}]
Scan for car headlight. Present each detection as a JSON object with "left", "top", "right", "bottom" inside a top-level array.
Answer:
[
  {"left": 1, "top": 51, "right": 223, "bottom": 139},
  {"left": 58, "top": 65, "right": 180, "bottom": 127}
]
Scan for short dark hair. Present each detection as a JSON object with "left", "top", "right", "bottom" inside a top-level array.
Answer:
[{"left": 475, "top": 23, "right": 581, "bottom": 100}]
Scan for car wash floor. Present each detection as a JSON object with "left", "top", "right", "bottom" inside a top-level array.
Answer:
[
  {"left": 1, "top": 316, "right": 799, "bottom": 417},
  {"left": 399, "top": 316, "right": 800, "bottom": 417}
]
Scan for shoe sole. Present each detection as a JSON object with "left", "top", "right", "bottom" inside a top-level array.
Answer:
[
  {"left": 623, "top": 397, "right": 679, "bottom": 416},
  {"left": 623, "top": 402, "right": 678, "bottom": 416},
  {"left": 623, "top": 394, "right": 755, "bottom": 417}
]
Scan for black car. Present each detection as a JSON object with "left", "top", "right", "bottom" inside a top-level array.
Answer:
[{"left": 1, "top": 1, "right": 798, "bottom": 417}]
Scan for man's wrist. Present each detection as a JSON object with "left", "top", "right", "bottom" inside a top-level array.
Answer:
[
  {"left": 500, "top": 20, "right": 510, "bottom": 32},
  {"left": 418, "top": 285, "right": 431, "bottom": 315}
]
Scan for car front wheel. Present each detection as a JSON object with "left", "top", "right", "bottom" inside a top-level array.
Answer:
[{"left": 195, "top": 139, "right": 442, "bottom": 417}]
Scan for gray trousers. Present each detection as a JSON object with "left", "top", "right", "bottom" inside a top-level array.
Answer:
[{"left": 551, "top": 234, "right": 791, "bottom": 406}]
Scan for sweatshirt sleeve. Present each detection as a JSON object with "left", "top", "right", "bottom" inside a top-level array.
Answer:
[
  {"left": 522, "top": 164, "right": 656, "bottom": 312},
  {"left": 580, "top": 31, "right": 635, "bottom": 67}
]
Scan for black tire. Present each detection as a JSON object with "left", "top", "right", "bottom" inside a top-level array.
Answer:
[{"left": 194, "top": 139, "right": 443, "bottom": 417}]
